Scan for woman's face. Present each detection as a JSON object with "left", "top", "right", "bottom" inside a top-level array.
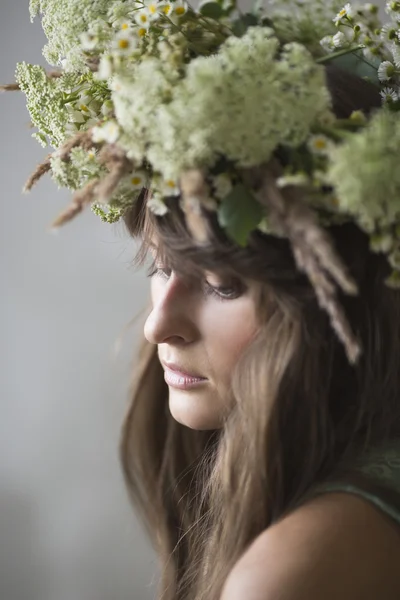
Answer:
[{"left": 144, "top": 245, "right": 261, "bottom": 430}]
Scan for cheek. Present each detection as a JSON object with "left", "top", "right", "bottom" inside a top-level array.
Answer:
[{"left": 205, "top": 299, "right": 259, "bottom": 375}]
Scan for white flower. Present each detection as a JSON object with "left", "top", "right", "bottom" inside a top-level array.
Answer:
[
  {"left": 95, "top": 54, "right": 114, "bottom": 81},
  {"left": 378, "top": 60, "right": 396, "bottom": 81},
  {"left": 66, "top": 106, "right": 86, "bottom": 124},
  {"left": 380, "top": 86, "right": 399, "bottom": 102},
  {"left": 333, "top": 3, "right": 355, "bottom": 26},
  {"left": 276, "top": 172, "right": 310, "bottom": 188},
  {"left": 160, "top": 178, "right": 180, "bottom": 196},
  {"left": 147, "top": 193, "right": 169, "bottom": 215},
  {"left": 320, "top": 35, "right": 334, "bottom": 51},
  {"left": 307, "top": 134, "right": 334, "bottom": 156},
  {"left": 92, "top": 120, "right": 120, "bottom": 144},
  {"left": 380, "top": 23, "right": 399, "bottom": 44},
  {"left": 143, "top": 0, "right": 163, "bottom": 21},
  {"left": 135, "top": 10, "right": 152, "bottom": 29},
  {"left": 391, "top": 42, "right": 400, "bottom": 68},
  {"left": 158, "top": 1, "right": 173, "bottom": 17},
  {"left": 212, "top": 173, "right": 233, "bottom": 199},
  {"left": 385, "top": 1, "right": 400, "bottom": 22},
  {"left": 112, "top": 30, "right": 139, "bottom": 55},
  {"left": 112, "top": 17, "right": 134, "bottom": 31},
  {"left": 170, "top": 0, "right": 188, "bottom": 19},
  {"left": 125, "top": 171, "right": 148, "bottom": 190},
  {"left": 79, "top": 31, "right": 99, "bottom": 51},
  {"left": 332, "top": 31, "right": 351, "bottom": 48}
]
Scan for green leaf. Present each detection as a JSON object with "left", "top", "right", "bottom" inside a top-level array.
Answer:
[
  {"left": 217, "top": 183, "right": 263, "bottom": 247},
  {"left": 231, "top": 13, "right": 259, "bottom": 37},
  {"left": 198, "top": 1, "right": 223, "bottom": 19}
]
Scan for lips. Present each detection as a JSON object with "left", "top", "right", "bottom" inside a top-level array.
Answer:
[{"left": 162, "top": 360, "right": 207, "bottom": 379}]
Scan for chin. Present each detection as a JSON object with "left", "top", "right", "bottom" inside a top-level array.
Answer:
[{"left": 168, "top": 390, "right": 224, "bottom": 430}]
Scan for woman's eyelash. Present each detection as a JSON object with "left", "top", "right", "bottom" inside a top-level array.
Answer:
[{"left": 146, "top": 265, "right": 243, "bottom": 300}]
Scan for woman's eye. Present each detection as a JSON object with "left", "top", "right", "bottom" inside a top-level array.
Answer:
[{"left": 146, "top": 264, "right": 245, "bottom": 300}]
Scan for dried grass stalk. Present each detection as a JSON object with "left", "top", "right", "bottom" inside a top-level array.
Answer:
[
  {"left": 0, "top": 83, "right": 21, "bottom": 92},
  {"left": 50, "top": 178, "right": 100, "bottom": 229},
  {"left": 95, "top": 143, "right": 134, "bottom": 204},
  {"left": 242, "top": 160, "right": 361, "bottom": 364},
  {"left": 23, "top": 153, "right": 53, "bottom": 193},
  {"left": 24, "top": 128, "right": 103, "bottom": 193},
  {"left": 179, "top": 169, "right": 212, "bottom": 243}
]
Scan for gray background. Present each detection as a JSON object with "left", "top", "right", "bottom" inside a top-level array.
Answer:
[
  {"left": 0, "top": 1, "right": 387, "bottom": 599},
  {"left": 1, "top": 2, "right": 155, "bottom": 599}
]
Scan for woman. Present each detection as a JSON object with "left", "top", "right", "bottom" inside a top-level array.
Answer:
[
  {"left": 5, "top": 1, "right": 400, "bottom": 597},
  {"left": 119, "top": 65, "right": 400, "bottom": 600}
]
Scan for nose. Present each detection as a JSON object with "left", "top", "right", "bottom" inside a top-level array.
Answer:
[{"left": 144, "top": 273, "right": 199, "bottom": 345}]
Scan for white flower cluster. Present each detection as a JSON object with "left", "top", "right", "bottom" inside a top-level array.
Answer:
[{"left": 112, "top": 26, "right": 333, "bottom": 181}]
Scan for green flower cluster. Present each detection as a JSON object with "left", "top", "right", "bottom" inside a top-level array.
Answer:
[{"left": 327, "top": 107, "right": 400, "bottom": 284}]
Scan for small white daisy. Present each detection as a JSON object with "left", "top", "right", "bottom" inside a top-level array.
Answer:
[
  {"left": 170, "top": 0, "right": 188, "bottom": 19},
  {"left": 380, "top": 23, "right": 398, "bottom": 43},
  {"left": 111, "top": 30, "right": 139, "bottom": 55},
  {"left": 378, "top": 60, "right": 396, "bottom": 81},
  {"left": 92, "top": 120, "right": 120, "bottom": 144},
  {"left": 158, "top": 1, "right": 173, "bottom": 17},
  {"left": 391, "top": 42, "right": 400, "bottom": 67},
  {"left": 112, "top": 17, "right": 134, "bottom": 31},
  {"left": 307, "top": 134, "right": 334, "bottom": 156},
  {"left": 143, "top": 0, "right": 163, "bottom": 21},
  {"left": 160, "top": 178, "right": 180, "bottom": 196},
  {"left": 319, "top": 35, "right": 334, "bottom": 51},
  {"left": 79, "top": 32, "right": 99, "bottom": 51},
  {"left": 126, "top": 172, "right": 148, "bottom": 190},
  {"left": 380, "top": 86, "right": 399, "bottom": 103},
  {"left": 147, "top": 193, "right": 169, "bottom": 216},
  {"left": 332, "top": 31, "right": 351, "bottom": 48},
  {"left": 333, "top": 3, "right": 355, "bottom": 26},
  {"left": 134, "top": 10, "right": 152, "bottom": 29}
]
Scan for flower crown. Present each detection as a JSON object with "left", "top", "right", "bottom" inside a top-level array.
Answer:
[{"left": 2, "top": 0, "right": 400, "bottom": 363}]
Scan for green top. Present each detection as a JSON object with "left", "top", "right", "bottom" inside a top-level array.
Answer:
[{"left": 307, "top": 439, "right": 400, "bottom": 527}]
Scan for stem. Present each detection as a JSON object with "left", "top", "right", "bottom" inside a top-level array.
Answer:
[{"left": 315, "top": 44, "right": 365, "bottom": 64}]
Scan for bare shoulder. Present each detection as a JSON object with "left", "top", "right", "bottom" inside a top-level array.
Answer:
[{"left": 221, "top": 492, "right": 400, "bottom": 600}]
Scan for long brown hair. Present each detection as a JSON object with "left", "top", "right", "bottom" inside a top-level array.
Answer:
[{"left": 119, "top": 64, "right": 400, "bottom": 600}]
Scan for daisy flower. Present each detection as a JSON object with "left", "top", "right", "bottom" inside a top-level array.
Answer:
[
  {"left": 159, "top": 178, "right": 180, "bottom": 196},
  {"left": 134, "top": 10, "right": 153, "bottom": 30},
  {"left": 307, "top": 134, "right": 334, "bottom": 156},
  {"left": 380, "top": 23, "right": 399, "bottom": 43},
  {"left": 158, "top": 1, "right": 173, "bottom": 17},
  {"left": 380, "top": 86, "right": 399, "bottom": 102},
  {"left": 147, "top": 192, "right": 169, "bottom": 216},
  {"left": 378, "top": 60, "right": 396, "bottom": 81},
  {"left": 333, "top": 3, "right": 355, "bottom": 26},
  {"left": 332, "top": 31, "right": 352, "bottom": 48},
  {"left": 126, "top": 171, "right": 148, "bottom": 190},
  {"left": 171, "top": 0, "right": 188, "bottom": 18},
  {"left": 92, "top": 120, "right": 121, "bottom": 144},
  {"left": 112, "top": 17, "right": 134, "bottom": 31},
  {"left": 112, "top": 30, "right": 139, "bottom": 55},
  {"left": 79, "top": 32, "right": 99, "bottom": 51}
]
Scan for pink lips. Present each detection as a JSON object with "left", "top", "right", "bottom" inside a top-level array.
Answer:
[{"left": 162, "top": 361, "right": 208, "bottom": 390}]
